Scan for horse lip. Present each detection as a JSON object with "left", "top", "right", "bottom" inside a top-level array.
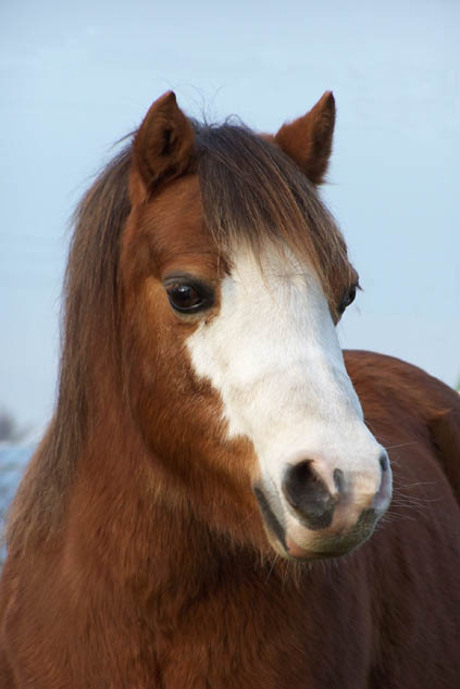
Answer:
[
  {"left": 285, "top": 517, "right": 378, "bottom": 561},
  {"left": 284, "top": 537, "right": 344, "bottom": 561}
]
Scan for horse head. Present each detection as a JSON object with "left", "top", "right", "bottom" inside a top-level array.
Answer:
[{"left": 120, "top": 91, "right": 392, "bottom": 561}]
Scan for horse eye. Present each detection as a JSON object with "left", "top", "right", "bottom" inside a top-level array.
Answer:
[
  {"left": 165, "top": 279, "right": 214, "bottom": 314},
  {"left": 338, "top": 285, "right": 357, "bottom": 315}
]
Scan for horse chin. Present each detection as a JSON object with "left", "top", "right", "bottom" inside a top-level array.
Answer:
[
  {"left": 264, "top": 524, "right": 376, "bottom": 562},
  {"left": 284, "top": 526, "right": 376, "bottom": 561}
]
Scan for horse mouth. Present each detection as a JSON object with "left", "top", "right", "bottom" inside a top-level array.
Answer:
[
  {"left": 253, "top": 483, "right": 379, "bottom": 562},
  {"left": 253, "top": 485, "right": 289, "bottom": 552}
]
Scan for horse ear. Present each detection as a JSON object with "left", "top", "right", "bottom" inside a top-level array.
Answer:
[
  {"left": 275, "top": 91, "right": 336, "bottom": 185},
  {"left": 131, "top": 91, "right": 196, "bottom": 201}
]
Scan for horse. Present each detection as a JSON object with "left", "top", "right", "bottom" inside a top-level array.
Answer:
[{"left": 0, "top": 91, "right": 459, "bottom": 688}]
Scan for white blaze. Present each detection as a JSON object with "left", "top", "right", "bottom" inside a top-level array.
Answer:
[{"left": 186, "top": 245, "right": 384, "bottom": 508}]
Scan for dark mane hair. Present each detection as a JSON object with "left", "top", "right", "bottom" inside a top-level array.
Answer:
[
  {"left": 7, "top": 147, "right": 133, "bottom": 551},
  {"left": 6, "top": 122, "right": 352, "bottom": 552},
  {"left": 195, "top": 123, "right": 350, "bottom": 288}
]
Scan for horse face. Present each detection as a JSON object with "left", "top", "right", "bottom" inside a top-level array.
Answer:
[
  {"left": 187, "top": 243, "right": 391, "bottom": 559},
  {"left": 123, "top": 91, "right": 392, "bottom": 561}
]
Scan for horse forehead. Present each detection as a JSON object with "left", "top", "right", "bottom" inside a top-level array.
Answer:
[
  {"left": 230, "top": 245, "right": 313, "bottom": 285},
  {"left": 216, "top": 246, "right": 329, "bottom": 321},
  {"left": 144, "top": 176, "right": 211, "bottom": 258}
]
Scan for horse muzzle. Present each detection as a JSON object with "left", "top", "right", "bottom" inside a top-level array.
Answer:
[{"left": 253, "top": 451, "right": 392, "bottom": 561}]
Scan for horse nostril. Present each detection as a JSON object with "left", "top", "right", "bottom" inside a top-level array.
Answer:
[
  {"left": 379, "top": 452, "right": 389, "bottom": 473},
  {"left": 333, "top": 468, "right": 345, "bottom": 493},
  {"left": 282, "top": 461, "right": 335, "bottom": 531},
  {"left": 373, "top": 451, "right": 392, "bottom": 513}
]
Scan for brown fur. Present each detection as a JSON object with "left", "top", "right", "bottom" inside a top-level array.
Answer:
[{"left": 0, "top": 92, "right": 459, "bottom": 688}]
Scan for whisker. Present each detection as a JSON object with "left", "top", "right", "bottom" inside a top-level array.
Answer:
[
  {"left": 282, "top": 561, "right": 291, "bottom": 590},
  {"left": 396, "top": 480, "right": 438, "bottom": 490},
  {"left": 386, "top": 441, "right": 421, "bottom": 451},
  {"left": 264, "top": 554, "right": 280, "bottom": 584}
]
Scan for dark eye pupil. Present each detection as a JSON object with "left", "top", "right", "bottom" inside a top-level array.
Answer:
[
  {"left": 339, "top": 286, "right": 357, "bottom": 314},
  {"left": 168, "top": 284, "right": 201, "bottom": 310},
  {"left": 345, "top": 286, "right": 356, "bottom": 306},
  {"left": 165, "top": 277, "right": 215, "bottom": 315},
  {"left": 175, "top": 285, "right": 197, "bottom": 305}
]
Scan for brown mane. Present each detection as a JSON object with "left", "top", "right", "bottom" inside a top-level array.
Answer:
[
  {"left": 6, "top": 147, "right": 133, "bottom": 550},
  {"left": 6, "top": 124, "right": 353, "bottom": 552}
]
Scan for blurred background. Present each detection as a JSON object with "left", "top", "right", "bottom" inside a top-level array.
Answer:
[{"left": 1, "top": 0, "right": 459, "bottom": 545}]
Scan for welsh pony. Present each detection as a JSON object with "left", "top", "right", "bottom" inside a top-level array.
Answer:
[{"left": 0, "top": 92, "right": 459, "bottom": 688}]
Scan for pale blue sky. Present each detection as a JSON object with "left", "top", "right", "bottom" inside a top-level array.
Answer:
[{"left": 1, "top": 0, "right": 459, "bottom": 437}]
